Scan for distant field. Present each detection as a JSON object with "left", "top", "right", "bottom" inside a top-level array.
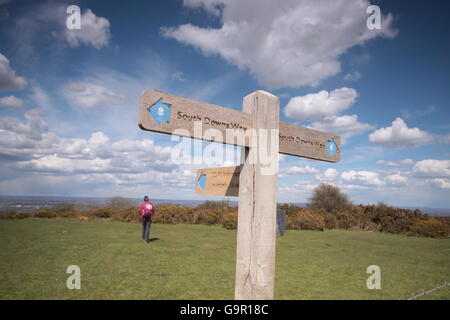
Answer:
[{"left": 0, "top": 219, "right": 448, "bottom": 299}]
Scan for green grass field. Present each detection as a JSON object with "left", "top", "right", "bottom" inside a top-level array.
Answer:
[{"left": 0, "top": 219, "right": 448, "bottom": 299}]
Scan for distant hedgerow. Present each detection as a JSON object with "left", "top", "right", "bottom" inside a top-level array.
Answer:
[{"left": 2, "top": 195, "right": 449, "bottom": 238}]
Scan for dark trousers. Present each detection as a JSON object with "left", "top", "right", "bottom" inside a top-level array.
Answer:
[{"left": 141, "top": 218, "right": 152, "bottom": 242}]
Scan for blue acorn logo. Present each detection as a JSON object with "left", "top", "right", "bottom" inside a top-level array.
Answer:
[
  {"left": 326, "top": 139, "right": 338, "bottom": 156},
  {"left": 197, "top": 173, "right": 207, "bottom": 190},
  {"left": 147, "top": 98, "right": 171, "bottom": 125}
]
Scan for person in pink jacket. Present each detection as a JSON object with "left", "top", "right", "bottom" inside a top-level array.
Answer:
[{"left": 139, "top": 196, "right": 155, "bottom": 243}]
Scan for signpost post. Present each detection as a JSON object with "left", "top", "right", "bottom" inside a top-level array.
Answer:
[{"left": 139, "top": 89, "right": 341, "bottom": 300}]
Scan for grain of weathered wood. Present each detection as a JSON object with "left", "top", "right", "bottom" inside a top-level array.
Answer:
[
  {"left": 139, "top": 90, "right": 340, "bottom": 162},
  {"left": 195, "top": 166, "right": 240, "bottom": 197},
  {"left": 279, "top": 121, "right": 340, "bottom": 162},
  {"left": 139, "top": 90, "right": 252, "bottom": 147},
  {"left": 235, "top": 90, "right": 279, "bottom": 300}
]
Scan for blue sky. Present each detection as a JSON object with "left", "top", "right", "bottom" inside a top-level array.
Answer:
[{"left": 0, "top": 0, "right": 449, "bottom": 208}]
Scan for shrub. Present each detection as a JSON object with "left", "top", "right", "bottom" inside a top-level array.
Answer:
[
  {"left": 308, "top": 183, "right": 351, "bottom": 213},
  {"left": 363, "top": 203, "right": 425, "bottom": 234},
  {"left": 151, "top": 203, "right": 235, "bottom": 227},
  {"left": 193, "top": 209, "right": 223, "bottom": 225},
  {"left": 409, "top": 218, "right": 450, "bottom": 238},
  {"left": 85, "top": 208, "right": 111, "bottom": 218},
  {"left": 0, "top": 211, "right": 16, "bottom": 219},
  {"left": 110, "top": 208, "right": 139, "bottom": 222},
  {"left": 322, "top": 213, "right": 338, "bottom": 229},
  {"left": 221, "top": 211, "right": 238, "bottom": 229},
  {"left": 286, "top": 209, "right": 325, "bottom": 231},
  {"left": 13, "top": 213, "right": 31, "bottom": 219},
  {"left": 58, "top": 211, "right": 76, "bottom": 218},
  {"left": 33, "top": 209, "right": 57, "bottom": 218},
  {"left": 107, "top": 197, "right": 136, "bottom": 210}
]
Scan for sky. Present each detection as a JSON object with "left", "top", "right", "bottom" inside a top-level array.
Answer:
[{"left": 0, "top": 0, "right": 449, "bottom": 208}]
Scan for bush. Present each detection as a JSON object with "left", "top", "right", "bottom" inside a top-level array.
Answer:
[
  {"left": 0, "top": 211, "right": 16, "bottom": 219},
  {"left": 286, "top": 209, "right": 325, "bottom": 231},
  {"left": 221, "top": 211, "right": 238, "bottom": 229},
  {"left": 151, "top": 202, "right": 235, "bottom": 226},
  {"left": 410, "top": 218, "right": 450, "bottom": 238},
  {"left": 321, "top": 213, "right": 338, "bottom": 229},
  {"left": 58, "top": 211, "right": 76, "bottom": 218},
  {"left": 12, "top": 213, "right": 30, "bottom": 219},
  {"left": 308, "top": 183, "right": 351, "bottom": 213},
  {"left": 85, "top": 208, "right": 111, "bottom": 218},
  {"left": 33, "top": 210, "right": 57, "bottom": 218},
  {"left": 107, "top": 197, "right": 136, "bottom": 210},
  {"left": 110, "top": 208, "right": 139, "bottom": 222},
  {"left": 0, "top": 211, "right": 30, "bottom": 220}
]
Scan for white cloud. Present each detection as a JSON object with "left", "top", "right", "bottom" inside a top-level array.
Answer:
[
  {"left": 384, "top": 173, "right": 408, "bottom": 186},
  {"left": 309, "top": 114, "right": 373, "bottom": 139},
  {"left": 426, "top": 178, "right": 450, "bottom": 189},
  {"left": 0, "top": 95, "right": 24, "bottom": 108},
  {"left": 316, "top": 168, "right": 339, "bottom": 181},
  {"left": 0, "top": 53, "right": 27, "bottom": 91},
  {"left": 437, "top": 134, "right": 450, "bottom": 145},
  {"left": 172, "top": 71, "right": 186, "bottom": 82},
  {"left": 400, "top": 105, "right": 436, "bottom": 119},
  {"left": 341, "top": 170, "right": 383, "bottom": 186},
  {"left": 281, "top": 180, "right": 319, "bottom": 193},
  {"left": 11, "top": 4, "right": 110, "bottom": 54},
  {"left": 0, "top": 109, "right": 174, "bottom": 177},
  {"left": 343, "top": 71, "right": 362, "bottom": 82},
  {"left": 285, "top": 166, "right": 319, "bottom": 175},
  {"left": 30, "top": 84, "right": 52, "bottom": 109},
  {"left": 183, "top": 0, "right": 224, "bottom": 16},
  {"left": 63, "top": 81, "right": 123, "bottom": 108},
  {"left": 376, "top": 158, "right": 414, "bottom": 167},
  {"left": 368, "top": 118, "right": 434, "bottom": 148},
  {"left": 285, "top": 87, "right": 358, "bottom": 121},
  {"left": 89, "top": 131, "right": 110, "bottom": 145},
  {"left": 163, "top": 0, "right": 396, "bottom": 88},
  {"left": 412, "top": 159, "right": 450, "bottom": 178},
  {"left": 64, "top": 9, "right": 111, "bottom": 49}
]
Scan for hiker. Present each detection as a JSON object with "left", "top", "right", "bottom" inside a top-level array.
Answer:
[{"left": 140, "top": 196, "right": 155, "bottom": 243}]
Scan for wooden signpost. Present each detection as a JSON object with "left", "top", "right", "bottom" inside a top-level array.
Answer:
[
  {"left": 138, "top": 89, "right": 341, "bottom": 300},
  {"left": 140, "top": 90, "right": 341, "bottom": 162}
]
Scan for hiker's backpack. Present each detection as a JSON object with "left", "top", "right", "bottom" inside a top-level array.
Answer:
[{"left": 141, "top": 203, "right": 153, "bottom": 218}]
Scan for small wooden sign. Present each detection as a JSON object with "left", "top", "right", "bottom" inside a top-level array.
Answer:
[
  {"left": 195, "top": 166, "right": 241, "bottom": 197},
  {"left": 139, "top": 90, "right": 340, "bottom": 162}
]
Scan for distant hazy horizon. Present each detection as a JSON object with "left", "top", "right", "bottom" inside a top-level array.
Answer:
[{"left": 1, "top": 195, "right": 449, "bottom": 217}]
